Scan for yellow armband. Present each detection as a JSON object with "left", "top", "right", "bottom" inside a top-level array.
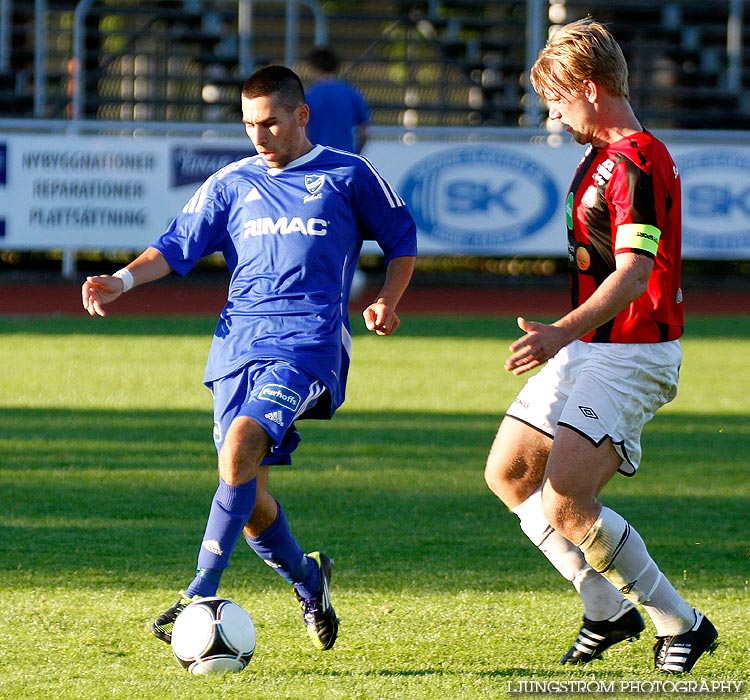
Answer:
[{"left": 615, "top": 223, "right": 661, "bottom": 256}]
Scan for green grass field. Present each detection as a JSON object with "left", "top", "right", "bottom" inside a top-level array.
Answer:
[{"left": 0, "top": 313, "right": 748, "bottom": 700}]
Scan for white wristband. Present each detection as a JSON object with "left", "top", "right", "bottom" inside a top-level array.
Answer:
[{"left": 113, "top": 268, "right": 134, "bottom": 293}]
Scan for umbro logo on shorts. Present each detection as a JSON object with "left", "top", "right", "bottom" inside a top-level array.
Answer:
[{"left": 579, "top": 405, "right": 599, "bottom": 419}]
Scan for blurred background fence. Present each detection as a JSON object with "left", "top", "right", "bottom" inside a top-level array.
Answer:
[
  {"left": 3, "top": 0, "right": 749, "bottom": 128},
  {"left": 1, "top": 0, "right": 749, "bottom": 281}
]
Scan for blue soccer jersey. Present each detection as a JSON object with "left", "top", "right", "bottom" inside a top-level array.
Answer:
[
  {"left": 306, "top": 79, "right": 370, "bottom": 152},
  {"left": 153, "top": 144, "right": 417, "bottom": 416}
]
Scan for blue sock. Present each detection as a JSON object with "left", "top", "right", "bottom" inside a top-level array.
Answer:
[
  {"left": 245, "top": 502, "right": 320, "bottom": 598},
  {"left": 186, "top": 478, "right": 257, "bottom": 598}
]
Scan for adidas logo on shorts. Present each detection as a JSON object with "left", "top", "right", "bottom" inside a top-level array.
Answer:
[{"left": 265, "top": 410, "right": 284, "bottom": 426}]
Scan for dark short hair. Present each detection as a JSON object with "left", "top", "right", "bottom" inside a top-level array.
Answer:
[
  {"left": 241, "top": 65, "right": 305, "bottom": 110},
  {"left": 305, "top": 46, "right": 340, "bottom": 74}
]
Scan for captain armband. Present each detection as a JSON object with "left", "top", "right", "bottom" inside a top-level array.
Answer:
[{"left": 615, "top": 224, "right": 661, "bottom": 257}]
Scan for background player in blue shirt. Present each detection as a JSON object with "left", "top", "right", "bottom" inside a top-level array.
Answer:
[
  {"left": 82, "top": 65, "right": 417, "bottom": 652},
  {"left": 304, "top": 46, "right": 370, "bottom": 153}
]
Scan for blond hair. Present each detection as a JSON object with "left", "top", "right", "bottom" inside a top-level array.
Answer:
[{"left": 530, "top": 18, "right": 629, "bottom": 101}]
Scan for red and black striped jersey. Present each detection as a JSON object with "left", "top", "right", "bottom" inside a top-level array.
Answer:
[{"left": 567, "top": 131, "right": 684, "bottom": 343}]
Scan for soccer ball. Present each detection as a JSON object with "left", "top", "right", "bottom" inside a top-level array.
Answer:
[{"left": 171, "top": 597, "right": 256, "bottom": 675}]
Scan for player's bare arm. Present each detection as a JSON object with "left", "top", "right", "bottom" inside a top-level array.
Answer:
[
  {"left": 363, "top": 255, "right": 416, "bottom": 336},
  {"left": 506, "top": 252, "right": 654, "bottom": 375},
  {"left": 82, "top": 246, "right": 173, "bottom": 317}
]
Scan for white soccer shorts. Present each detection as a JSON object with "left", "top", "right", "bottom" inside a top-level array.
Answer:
[{"left": 505, "top": 339, "right": 682, "bottom": 475}]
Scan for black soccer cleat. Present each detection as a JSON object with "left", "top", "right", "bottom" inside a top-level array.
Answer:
[
  {"left": 295, "top": 551, "right": 339, "bottom": 651},
  {"left": 150, "top": 591, "right": 201, "bottom": 644},
  {"left": 561, "top": 602, "right": 645, "bottom": 664},
  {"left": 654, "top": 610, "right": 718, "bottom": 674}
]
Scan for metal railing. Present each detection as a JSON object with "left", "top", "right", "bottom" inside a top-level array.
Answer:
[
  {"left": 0, "top": 1, "right": 748, "bottom": 127},
  {"left": 69, "top": 0, "right": 327, "bottom": 120}
]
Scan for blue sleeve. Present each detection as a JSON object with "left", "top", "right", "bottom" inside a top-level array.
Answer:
[
  {"left": 352, "top": 158, "right": 417, "bottom": 262},
  {"left": 152, "top": 175, "right": 231, "bottom": 277}
]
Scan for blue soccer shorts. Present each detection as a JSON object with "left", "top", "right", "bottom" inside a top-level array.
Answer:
[{"left": 210, "top": 360, "right": 326, "bottom": 466}]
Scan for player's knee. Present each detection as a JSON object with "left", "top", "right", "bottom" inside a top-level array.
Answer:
[
  {"left": 540, "top": 488, "right": 592, "bottom": 545},
  {"left": 485, "top": 457, "right": 538, "bottom": 509},
  {"left": 218, "top": 418, "right": 270, "bottom": 485},
  {"left": 484, "top": 449, "right": 512, "bottom": 494},
  {"left": 483, "top": 462, "right": 512, "bottom": 496},
  {"left": 217, "top": 454, "right": 258, "bottom": 486},
  {"left": 487, "top": 419, "right": 550, "bottom": 506},
  {"left": 540, "top": 493, "right": 566, "bottom": 534}
]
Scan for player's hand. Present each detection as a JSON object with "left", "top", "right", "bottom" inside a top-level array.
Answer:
[
  {"left": 81, "top": 275, "right": 125, "bottom": 317},
  {"left": 363, "top": 301, "right": 401, "bottom": 336},
  {"left": 505, "top": 316, "right": 567, "bottom": 375}
]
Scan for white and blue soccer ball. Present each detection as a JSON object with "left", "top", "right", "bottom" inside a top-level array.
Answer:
[{"left": 171, "top": 597, "right": 256, "bottom": 675}]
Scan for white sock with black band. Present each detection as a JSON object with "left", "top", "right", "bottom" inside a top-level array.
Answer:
[
  {"left": 512, "top": 489, "right": 626, "bottom": 621},
  {"left": 578, "top": 506, "right": 695, "bottom": 636}
]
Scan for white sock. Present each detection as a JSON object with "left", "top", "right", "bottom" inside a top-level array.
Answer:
[
  {"left": 578, "top": 506, "right": 695, "bottom": 636},
  {"left": 512, "top": 489, "right": 625, "bottom": 621}
]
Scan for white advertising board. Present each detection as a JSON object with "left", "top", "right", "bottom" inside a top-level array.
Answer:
[
  {"left": 0, "top": 130, "right": 748, "bottom": 259},
  {"left": 0, "top": 135, "right": 253, "bottom": 250},
  {"left": 366, "top": 140, "right": 577, "bottom": 257},
  {"left": 367, "top": 139, "right": 750, "bottom": 260},
  {"left": 675, "top": 147, "right": 750, "bottom": 257}
]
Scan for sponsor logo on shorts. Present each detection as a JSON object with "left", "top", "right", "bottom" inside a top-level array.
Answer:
[
  {"left": 264, "top": 410, "right": 285, "bottom": 426},
  {"left": 259, "top": 383, "right": 301, "bottom": 410},
  {"left": 213, "top": 421, "right": 222, "bottom": 443},
  {"left": 579, "top": 405, "right": 599, "bottom": 419}
]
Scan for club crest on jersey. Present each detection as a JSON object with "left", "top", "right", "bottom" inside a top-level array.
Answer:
[
  {"left": 303, "top": 173, "right": 325, "bottom": 203},
  {"left": 305, "top": 173, "right": 326, "bottom": 194}
]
